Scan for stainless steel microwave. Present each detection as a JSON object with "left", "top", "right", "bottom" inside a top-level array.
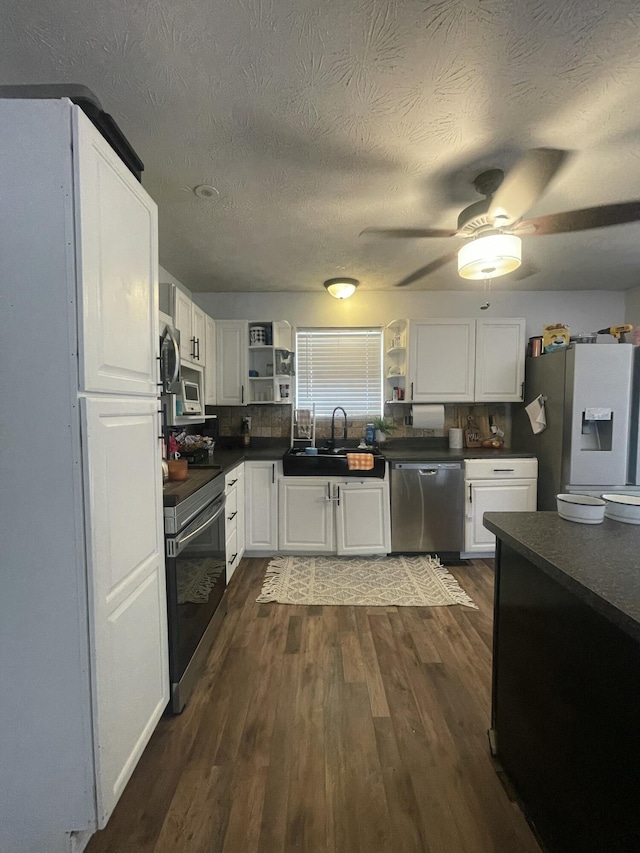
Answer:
[{"left": 160, "top": 323, "right": 181, "bottom": 394}]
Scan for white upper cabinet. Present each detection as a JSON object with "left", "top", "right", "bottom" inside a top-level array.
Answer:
[
  {"left": 409, "top": 319, "right": 476, "bottom": 402},
  {"left": 204, "top": 314, "right": 217, "bottom": 406},
  {"left": 74, "top": 110, "right": 158, "bottom": 396},
  {"left": 174, "top": 291, "right": 206, "bottom": 365},
  {"left": 216, "top": 320, "right": 248, "bottom": 406},
  {"left": 405, "top": 317, "right": 525, "bottom": 403},
  {"left": 475, "top": 318, "right": 526, "bottom": 402}
]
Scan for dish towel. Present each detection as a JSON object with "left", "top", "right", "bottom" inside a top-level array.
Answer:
[
  {"left": 525, "top": 395, "right": 547, "bottom": 434},
  {"left": 346, "top": 452, "right": 374, "bottom": 471}
]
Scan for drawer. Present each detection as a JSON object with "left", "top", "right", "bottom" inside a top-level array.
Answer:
[
  {"left": 225, "top": 483, "right": 238, "bottom": 520},
  {"left": 225, "top": 526, "right": 239, "bottom": 580},
  {"left": 225, "top": 464, "right": 241, "bottom": 492},
  {"left": 465, "top": 458, "right": 538, "bottom": 480}
]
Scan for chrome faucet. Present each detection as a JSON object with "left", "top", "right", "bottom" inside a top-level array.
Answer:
[{"left": 328, "top": 407, "right": 347, "bottom": 450}]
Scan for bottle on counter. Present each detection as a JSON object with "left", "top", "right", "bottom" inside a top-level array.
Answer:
[
  {"left": 365, "top": 423, "right": 375, "bottom": 446},
  {"left": 241, "top": 417, "right": 251, "bottom": 447}
]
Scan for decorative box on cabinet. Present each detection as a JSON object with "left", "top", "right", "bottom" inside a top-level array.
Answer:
[{"left": 0, "top": 98, "right": 167, "bottom": 853}]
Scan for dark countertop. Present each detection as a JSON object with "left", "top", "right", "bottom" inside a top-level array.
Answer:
[
  {"left": 383, "top": 447, "right": 535, "bottom": 462},
  {"left": 163, "top": 466, "right": 223, "bottom": 506},
  {"left": 484, "top": 511, "right": 640, "bottom": 643}
]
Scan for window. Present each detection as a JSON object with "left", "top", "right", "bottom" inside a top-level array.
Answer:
[{"left": 295, "top": 328, "right": 383, "bottom": 418}]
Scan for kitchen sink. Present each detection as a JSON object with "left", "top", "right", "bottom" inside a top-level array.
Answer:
[{"left": 282, "top": 447, "right": 386, "bottom": 478}]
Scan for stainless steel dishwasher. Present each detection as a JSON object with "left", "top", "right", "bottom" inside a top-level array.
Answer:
[{"left": 391, "top": 461, "right": 464, "bottom": 553}]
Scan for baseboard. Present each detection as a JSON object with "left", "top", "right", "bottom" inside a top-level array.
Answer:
[{"left": 460, "top": 550, "right": 495, "bottom": 560}]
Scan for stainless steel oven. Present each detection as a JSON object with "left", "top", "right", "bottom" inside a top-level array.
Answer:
[{"left": 164, "top": 474, "right": 227, "bottom": 713}]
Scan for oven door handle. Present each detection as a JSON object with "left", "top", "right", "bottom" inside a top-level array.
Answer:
[{"left": 173, "top": 496, "right": 226, "bottom": 555}]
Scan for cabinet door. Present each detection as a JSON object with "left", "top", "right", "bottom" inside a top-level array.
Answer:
[
  {"left": 278, "top": 479, "right": 335, "bottom": 552},
  {"left": 475, "top": 318, "right": 526, "bottom": 402},
  {"left": 408, "top": 320, "right": 475, "bottom": 402},
  {"left": 335, "top": 481, "right": 391, "bottom": 555},
  {"left": 192, "top": 304, "right": 206, "bottom": 366},
  {"left": 74, "top": 110, "right": 159, "bottom": 396},
  {"left": 175, "top": 290, "right": 194, "bottom": 362},
  {"left": 216, "top": 320, "right": 248, "bottom": 406},
  {"left": 465, "top": 479, "right": 537, "bottom": 553},
  {"left": 245, "top": 461, "right": 278, "bottom": 550},
  {"left": 80, "top": 397, "right": 168, "bottom": 826},
  {"left": 204, "top": 315, "right": 217, "bottom": 405}
]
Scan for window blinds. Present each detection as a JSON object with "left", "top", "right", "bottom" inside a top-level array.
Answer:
[{"left": 295, "top": 328, "right": 383, "bottom": 418}]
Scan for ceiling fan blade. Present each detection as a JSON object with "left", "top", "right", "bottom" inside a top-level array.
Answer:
[
  {"left": 395, "top": 251, "right": 457, "bottom": 287},
  {"left": 514, "top": 201, "right": 640, "bottom": 236},
  {"left": 360, "top": 227, "right": 458, "bottom": 239},
  {"left": 488, "top": 148, "right": 568, "bottom": 227}
]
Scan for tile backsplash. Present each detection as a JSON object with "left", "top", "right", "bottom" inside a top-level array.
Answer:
[{"left": 210, "top": 403, "right": 510, "bottom": 444}]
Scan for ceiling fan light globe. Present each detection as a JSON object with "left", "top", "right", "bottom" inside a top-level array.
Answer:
[
  {"left": 457, "top": 234, "right": 522, "bottom": 280},
  {"left": 324, "top": 278, "right": 359, "bottom": 299}
]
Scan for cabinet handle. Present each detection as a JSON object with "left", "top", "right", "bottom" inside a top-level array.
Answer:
[
  {"left": 228, "top": 553, "right": 237, "bottom": 565},
  {"left": 411, "top": 382, "right": 414, "bottom": 400},
  {"left": 336, "top": 485, "right": 340, "bottom": 506},
  {"left": 493, "top": 469, "right": 514, "bottom": 473},
  {"left": 521, "top": 381, "right": 524, "bottom": 400},
  {"left": 469, "top": 484, "right": 472, "bottom": 503},
  {"left": 228, "top": 478, "right": 238, "bottom": 487},
  {"left": 272, "top": 463, "right": 275, "bottom": 484},
  {"left": 327, "top": 482, "right": 331, "bottom": 501},
  {"left": 241, "top": 385, "right": 244, "bottom": 404},
  {"left": 228, "top": 511, "right": 237, "bottom": 521},
  {"left": 190, "top": 336, "right": 196, "bottom": 359}
]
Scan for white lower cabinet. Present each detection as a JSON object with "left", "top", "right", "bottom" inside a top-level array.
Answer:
[
  {"left": 464, "top": 458, "right": 538, "bottom": 555},
  {"left": 278, "top": 478, "right": 391, "bottom": 555},
  {"left": 278, "top": 479, "right": 335, "bottom": 552},
  {"left": 245, "top": 461, "right": 279, "bottom": 552},
  {"left": 335, "top": 481, "right": 391, "bottom": 555},
  {"left": 225, "top": 463, "right": 244, "bottom": 580}
]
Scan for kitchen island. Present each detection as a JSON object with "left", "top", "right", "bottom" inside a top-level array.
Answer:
[{"left": 484, "top": 511, "right": 640, "bottom": 853}]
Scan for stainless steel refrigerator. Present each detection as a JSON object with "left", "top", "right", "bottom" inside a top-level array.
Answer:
[{"left": 512, "top": 344, "right": 638, "bottom": 510}]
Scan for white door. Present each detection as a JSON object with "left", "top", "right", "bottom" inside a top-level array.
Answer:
[
  {"left": 465, "top": 479, "right": 537, "bottom": 553},
  {"left": 408, "top": 319, "right": 475, "bottom": 402},
  {"left": 73, "top": 110, "right": 158, "bottom": 396},
  {"left": 192, "top": 304, "right": 206, "bottom": 366},
  {"left": 216, "top": 320, "right": 248, "bottom": 405},
  {"left": 175, "top": 290, "right": 194, "bottom": 362},
  {"left": 245, "top": 461, "right": 278, "bottom": 550},
  {"left": 335, "top": 481, "right": 391, "bottom": 555},
  {"left": 475, "top": 318, "right": 526, "bottom": 402},
  {"left": 80, "top": 397, "right": 168, "bottom": 826},
  {"left": 204, "top": 315, "right": 216, "bottom": 405},
  {"left": 278, "top": 479, "right": 335, "bottom": 553}
]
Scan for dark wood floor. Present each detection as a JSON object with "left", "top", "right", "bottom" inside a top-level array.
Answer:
[{"left": 87, "top": 558, "right": 540, "bottom": 853}]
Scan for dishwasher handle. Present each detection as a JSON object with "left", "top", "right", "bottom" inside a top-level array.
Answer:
[{"left": 392, "top": 462, "right": 463, "bottom": 471}]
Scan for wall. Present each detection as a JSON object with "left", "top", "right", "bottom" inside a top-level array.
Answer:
[
  {"left": 625, "top": 284, "right": 640, "bottom": 330},
  {"left": 193, "top": 288, "right": 624, "bottom": 341}
]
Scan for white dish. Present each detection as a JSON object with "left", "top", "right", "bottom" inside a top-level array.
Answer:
[
  {"left": 601, "top": 493, "right": 640, "bottom": 525},
  {"left": 556, "top": 493, "right": 605, "bottom": 524}
]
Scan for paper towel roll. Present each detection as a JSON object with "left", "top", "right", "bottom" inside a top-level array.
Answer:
[{"left": 411, "top": 404, "right": 445, "bottom": 430}]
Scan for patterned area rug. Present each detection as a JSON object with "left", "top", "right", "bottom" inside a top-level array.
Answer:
[{"left": 256, "top": 554, "right": 477, "bottom": 609}]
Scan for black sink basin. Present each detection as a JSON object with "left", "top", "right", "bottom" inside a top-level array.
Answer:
[{"left": 282, "top": 448, "right": 386, "bottom": 478}]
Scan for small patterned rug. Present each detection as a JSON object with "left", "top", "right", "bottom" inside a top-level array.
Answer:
[{"left": 256, "top": 554, "right": 477, "bottom": 609}]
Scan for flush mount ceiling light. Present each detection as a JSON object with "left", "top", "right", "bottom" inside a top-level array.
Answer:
[
  {"left": 324, "top": 277, "right": 359, "bottom": 299},
  {"left": 193, "top": 184, "right": 219, "bottom": 199},
  {"left": 457, "top": 233, "right": 522, "bottom": 280}
]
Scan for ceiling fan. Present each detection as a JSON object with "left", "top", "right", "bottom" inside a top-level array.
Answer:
[{"left": 361, "top": 149, "right": 640, "bottom": 287}]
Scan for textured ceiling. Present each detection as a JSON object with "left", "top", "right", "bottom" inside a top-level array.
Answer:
[{"left": 3, "top": 0, "right": 640, "bottom": 293}]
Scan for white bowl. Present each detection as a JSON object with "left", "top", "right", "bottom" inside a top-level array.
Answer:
[
  {"left": 556, "top": 494, "right": 605, "bottom": 524},
  {"left": 601, "top": 493, "right": 640, "bottom": 525}
]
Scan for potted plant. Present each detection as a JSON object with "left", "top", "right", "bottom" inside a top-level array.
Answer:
[{"left": 372, "top": 416, "right": 397, "bottom": 444}]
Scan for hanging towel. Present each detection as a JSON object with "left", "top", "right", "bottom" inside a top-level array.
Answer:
[
  {"left": 525, "top": 395, "right": 547, "bottom": 434},
  {"left": 346, "top": 452, "right": 374, "bottom": 471}
]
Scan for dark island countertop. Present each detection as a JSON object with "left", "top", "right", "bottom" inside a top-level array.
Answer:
[{"left": 484, "top": 511, "right": 640, "bottom": 643}]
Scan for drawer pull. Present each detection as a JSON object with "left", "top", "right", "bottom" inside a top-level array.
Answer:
[
  {"left": 227, "top": 478, "right": 238, "bottom": 487},
  {"left": 493, "top": 468, "right": 515, "bottom": 473},
  {"left": 228, "top": 511, "right": 237, "bottom": 521},
  {"left": 228, "top": 552, "right": 237, "bottom": 565}
]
